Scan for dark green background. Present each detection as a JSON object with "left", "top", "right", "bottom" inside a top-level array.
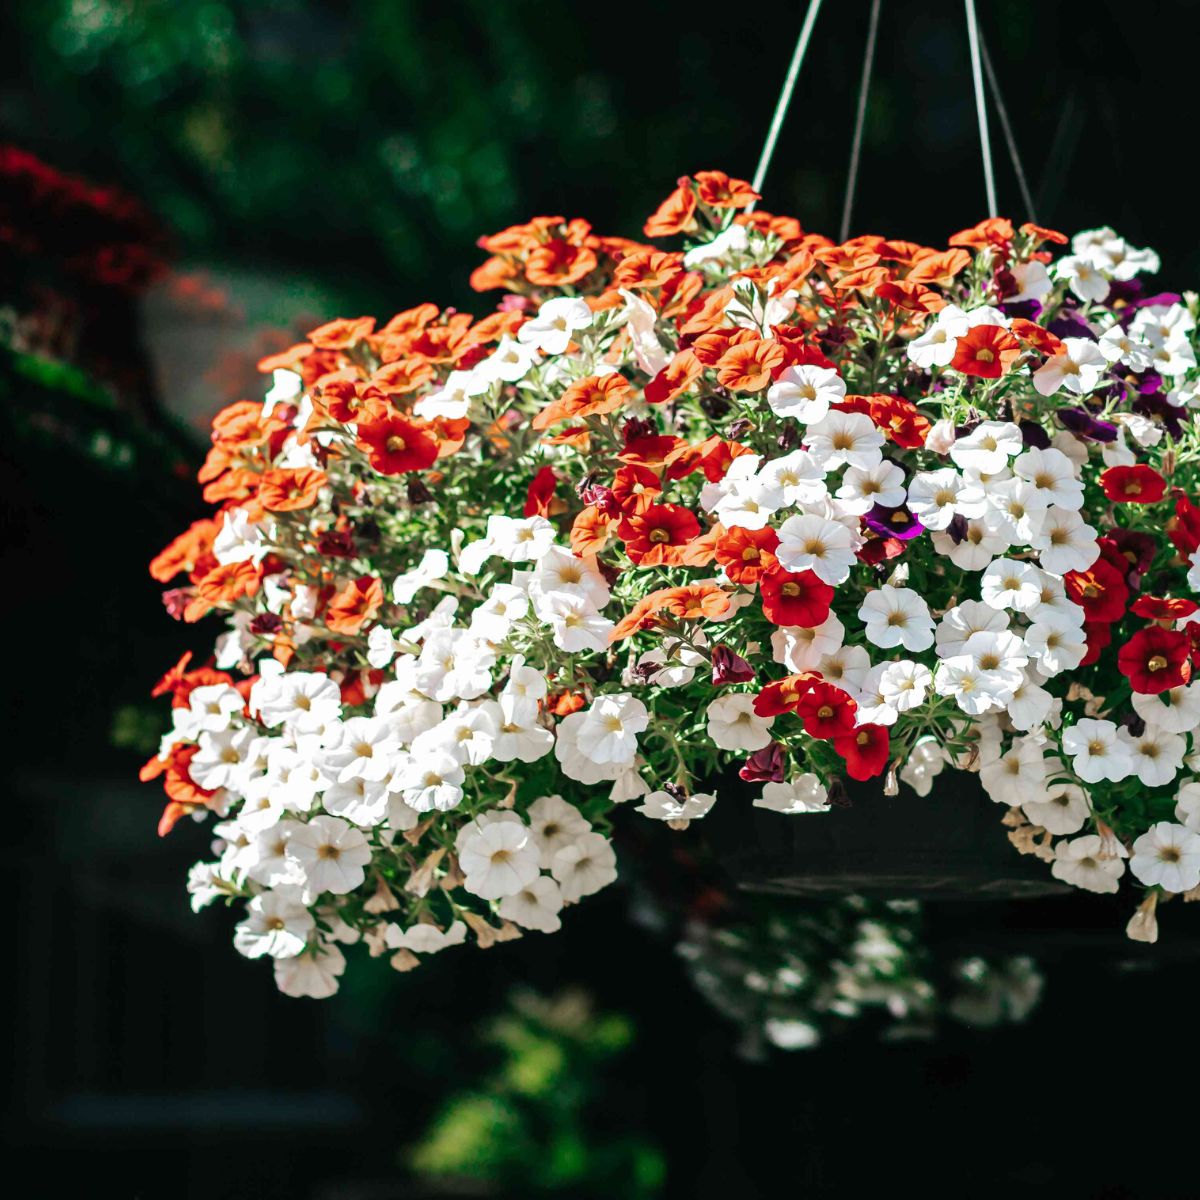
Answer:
[{"left": 4, "top": 2, "right": 1200, "bottom": 1197}]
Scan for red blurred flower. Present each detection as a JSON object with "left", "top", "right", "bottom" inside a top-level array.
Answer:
[{"left": 1130, "top": 595, "right": 1199, "bottom": 621}]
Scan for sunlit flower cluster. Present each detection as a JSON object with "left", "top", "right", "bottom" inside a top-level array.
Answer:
[{"left": 147, "top": 168, "right": 1200, "bottom": 995}]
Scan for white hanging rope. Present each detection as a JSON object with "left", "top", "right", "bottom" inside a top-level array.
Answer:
[
  {"left": 746, "top": 0, "right": 824, "bottom": 214},
  {"left": 749, "top": 0, "right": 1008, "bottom": 228},
  {"left": 964, "top": 0, "right": 998, "bottom": 217},
  {"left": 978, "top": 31, "right": 1037, "bottom": 222},
  {"left": 839, "top": 0, "right": 882, "bottom": 242}
]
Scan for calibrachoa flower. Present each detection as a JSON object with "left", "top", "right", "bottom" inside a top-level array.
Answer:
[{"left": 145, "top": 177, "right": 1200, "bottom": 996}]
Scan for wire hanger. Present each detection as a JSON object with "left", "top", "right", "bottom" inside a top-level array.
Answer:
[{"left": 749, "top": 0, "right": 1037, "bottom": 233}]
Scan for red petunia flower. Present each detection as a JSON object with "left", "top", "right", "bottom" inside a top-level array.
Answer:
[
  {"left": 356, "top": 415, "right": 439, "bottom": 475},
  {"left": 759, "top": 567, "right": 834, "bottom": 627},
  {"left": 795, "top": 682, "right": 858, "bottom": 739},
  {"left": 1117, "top": 626, "right": 1193, "bottom": 693},
  {"left": 833, "top": 723, "right": 891, "bottom": 781},
  {"left": 611, "top": 464, "right": 663, "bottom": 514},
  {"left": 715, "top": 526, "right": 780, "bottom": 584},
  {"left": 617, "top": 503, "right": 702, "bottom": 565},
  {"left": 1079, "top": 620, "right": 1113, "bottom": 668},
  {"left": 523, "top": 466, "right": 560, "bottom": 518},
  {"left": 1130, "top": 595, "right": 1199, "bottom": 621},
  {"left": 1064, "top": 558, "right": 1129, "bottom": 624},
  {"left": 1101, "top": 465, "right": 1167, "bottom": 504},
  {"left": 1167, "top": 492, "right": 1200, "bottom": 557},
  {"left": 949, "top": 325, "right": 1022, "bottom": 378},
  {"left": 753, "top": 673, "right": 820, "bottom": 717}
]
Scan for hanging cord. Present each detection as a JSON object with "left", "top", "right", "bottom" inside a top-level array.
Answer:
[
  {"left": 746, "top": 0, "right": 824, "bottom": 214},
  {"left": 839, "top": 0, "right": 882, "bottom": 242},
  {"left": 964, "top": 0, "right": 997, "bottom": 217},
  {"left": 978, "top": 31, "right": 1037, "bottom": 222}
]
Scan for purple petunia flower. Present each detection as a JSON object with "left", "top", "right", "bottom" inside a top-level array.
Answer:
[{"left": 864, "top": 503, "right": 924, "bottom": 540}]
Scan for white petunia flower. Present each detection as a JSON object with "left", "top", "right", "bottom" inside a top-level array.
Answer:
[
  {"left": 907, "top": 468, "right": 987, "bottom": 531},
  {"left": 1029, "top": 507, "right": 1100, "bottom": 574},
  {"left": 457, "top": 815, "right": 541, "bottom": 899},
  {"left": 706, "top": 693, "right": 774, "bottom": 752},
  {"left": 498, "top": 876, "right": 565, "bottom": 933},
  {"left": 286, "top": 816, "right": 371, "bottom": 895},
  {"left": 1013, "top": 447, "right": 1084, "bottom": 511},
  {"left": 949, "top": 421, "right": 1023, "bottom": 474},
  {"left": 551, "top": 832, "right": 618, "bottom": 902},
  {"left": 1130, "top": 822, "right": 1200, "bottom": 893},
  {"left": 392, "top": 549, "right": 451, "bottom": 603},
  {"left": 637, "top": 790, "right": 717, "bottom": 822},
  {"left": 1051, "top": 835, "right": 1125, "bottom": 894},
  {"left": 802, "top": 410, "right": 885, "bottom": 471},
  {"left": 519, "top": 296, "right": 594, "bottom": 355},
  {"left": 1119, "top": 726, "right": 1185, "bottom": 789},
  {"left": 1022, "top": 781, "right": 1091, "bottom": 835},
  {"left": 981, "top": 558, "right": 1043, "bottom": 613},
  {"left": 234, "top": 888, "right": 314, "bottom": 960},
  {"left": 754, "top": 774, "right": 830, "bottom": 814},
  {"left": 858, "top": 586, "right": 935, "bottom": 652},
  {"left": 766, "top": 364, "right": 846, "bottom": 424},
  {"left": 1032, "top": 338, "right": 1109, "bottom": 396},
  {"left": 775, "top": 513, "right": 860, "bottom": 585},
  {"left": 274, "top": 943, "right": 346, "bottom": 999},
  {"left": 574, "top": 693, "right": 648, "bottom": 765},
  {"left": 771, "top": 614, "right": 845, "bottom": 672},
  {"left": 1061, "top": 719, "right": 1134, "bottom": 784}
]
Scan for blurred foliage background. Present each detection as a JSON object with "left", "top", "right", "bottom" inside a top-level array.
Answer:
[{"left": 5, "top": 2, "right": 1200, "bottom": 1197}]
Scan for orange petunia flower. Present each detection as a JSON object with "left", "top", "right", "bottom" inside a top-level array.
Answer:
[
  {"left": 609, "top": 583, "right": 731, "bottom": 641},
  {"left": 949, "top": 325, "right": 1022, "bottom": 378},
  {"left": 258, "top": 467, "right": 328, "bottom": 512},
  {"left": 715, "top": 526, "right": 780, "bottom": 584},
  {"left": 196, "top": 560, "right": 261, "bottom": 606},
  {"left": 532, "top": 372, "right": 631, "bottom": 430},
  {"left": 356, "top": 414, "right": 439, "bottom": 475},
  {"left": 693, "top": 170, "right": 760, "bottom": 208},
  {"left": 611, "top": 464, "right": 663, "bottom": 514},
  {"left": 644, "top": 349, "right": 703, "bottom": 405},
  {"left": 612, "top": 250, "right": 684, "bottom": 291},
  {"left": 1010, "top": 318, "right": 1063, "bottom": 356},
  {"left": 470, "top": 255, "right": 521, "bottom": 293},
  {"left": 618, "top": 503, "right": 702, "bottom": 565},
  {"left": 370, "top": 358, "right": 435, "bottom": 395},
  {"left": 905, "top": 247, "right": 972, "bottom": 286},
  {"left": 570, "top": 505, "right": 616, "bottom": 557},
  {"left": 525, "top": 239, "right": 598, "bottom": 287},
  {"left": 307, "top": 316, "right": 376, "bottom": 349},
  {"left": 644, "top": 177, "right": 699, "bottom": 238},
  {"left": 325, "top": 575, "right": 384, "bottom": 635},
  {"left": 150, "top": 518, "right": 219, "bottom": 583},
  {"left": 715, "top": 337, "right": 785, "bottom": 392},
  {"left": 948, "top": 218, "right": 1014, "bottom": 251},
  {"left": 1019, "top": 222, "right": 1068, "bottom": 246},
  {"left": 874, "top": 278, "right": 945, "bottom": 313}
]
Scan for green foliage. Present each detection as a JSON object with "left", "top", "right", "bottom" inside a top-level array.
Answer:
[{"left": 406, "top": 987, "right": 664, "bottom": 1196}]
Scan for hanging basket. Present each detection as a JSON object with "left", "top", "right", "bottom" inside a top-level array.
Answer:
[{"left": 702, "top": 769, "right": 1070, "bottom": 900}]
